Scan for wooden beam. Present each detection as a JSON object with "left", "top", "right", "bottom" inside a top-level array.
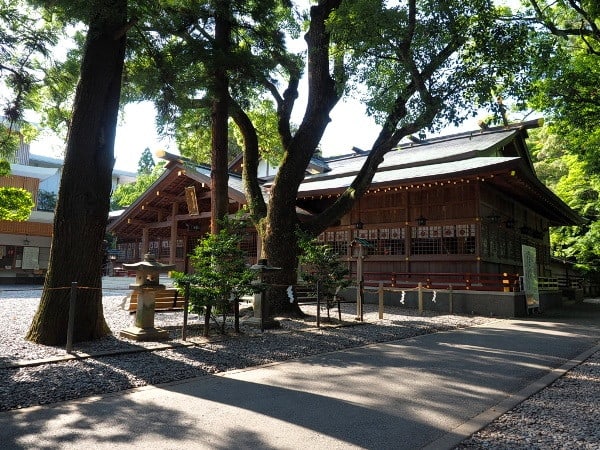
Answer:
[
  {"left": 145, "top": 211, "right": 211, "bottom": 229},
  {"left": 170, "top": 203, "right": 178, "bottom": 264},
  {"left": 126, "top": 218, "right": 146, "bottom": 226}
]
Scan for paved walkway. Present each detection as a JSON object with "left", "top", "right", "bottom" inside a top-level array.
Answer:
[{"left": 1, "top": 303, "right": 598, "bottom": 449}]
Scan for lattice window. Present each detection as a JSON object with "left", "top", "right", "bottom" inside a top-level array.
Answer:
[
  {"left": 352, "top": 228, "right": 406, "bottom": 255},
  {"left": 332, "top": 230, "right": 349, "bottom": 256},
  {"left": 317, "top": 230, "right": 350, "bottom": 256},
  {"left": 175, "top": 239, "right": 184, "bottom": 258},
  {"left": 411, "top": 224, "right": 475, "bottom": 255},
  {"left": 358, "top": 227, "right": 406, "bottom": 255}
]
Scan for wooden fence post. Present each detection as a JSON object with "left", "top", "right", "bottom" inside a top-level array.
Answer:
[
  {"left": 418, "top": 282, "right": 423, "bottom": 313},
  {"left": 182, "top": 282, "right": 190, "bottom": 340},
  {"left": 378, "top": 281, "right": 384, "bottom": 320},
  {"left": 448, "top": 284, "right": 453, "bottom": 314},
  {"left": 316, "top": 281, "right": 321, "bottom": 328},
  {"left": 66, "top": 282, "right": 77, "bottom": 353}
]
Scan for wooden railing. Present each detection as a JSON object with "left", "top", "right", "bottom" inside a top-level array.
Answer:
[
  {"left": 357, "top": 271, "right": 589, "bottom": 293},
  {"left": 358, "top": 271, "right": 522, "bottom": 292},
  {"left": 556, "top": 276, "right": 584, "bottom": 289}
]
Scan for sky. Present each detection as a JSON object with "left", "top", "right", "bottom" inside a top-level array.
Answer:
[
  {"left": 31, "top": 94, "right": 489, "bottom": 173},
  {"left": 106, "top": 98, "right": 385, "bottom": 172}
]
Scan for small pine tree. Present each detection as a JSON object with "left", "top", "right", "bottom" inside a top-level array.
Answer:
[
  {"left": 172, "top": 217, "right": 258, "bottom": 336},
  {"left": 298, "top": 230, "right": 350, "bottom": 320},
  {"left": 137, "top": 147, "right": 155, "bottom": 175}
]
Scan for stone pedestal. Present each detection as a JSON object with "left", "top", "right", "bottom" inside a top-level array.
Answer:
[
  {"left": 119, "top": 253, "right": 175, "bottom": 341},
  {"left": 120, "top": 287, "right": 169, "bottom": 341}
]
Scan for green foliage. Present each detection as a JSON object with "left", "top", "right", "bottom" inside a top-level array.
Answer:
[
  {"left": 529, "top": 128, "right": 600, "bottom": 273},
  {"left": 37, "top": 189, "right": 57, "bottom": 212},
  {"left": 172, "top": 217, "right": 258, "bottom": 335},
  {"left": 232, "top": 100, "right": 286, "bottom": 165},
  {"left": 0, "top": 159, "right": 10, "bottom": 176},
  {"left": 122, "top": 0, "right": 299, "bottom": 160},
  {"left": 0, "top": 124, "right": 21, "bottom": 159},
  {"left": 516, "top": 0, "right": 600, "bottom": 274},
  {"left": 0, "top": 1, "right": 61, "bottom": 146},
  {"left": 327, "top": 0, "right": 536, "bottom": 132},
  {"left": 0, "top": 187, "right": 34, "bottom": 221},
  {"left": 298, "top": 230, "right": 350, "bottom": 311},
  {"left": 137, "top": 147, "right": 155, "bottom": 175},
  {"left": 175, "top": 112, "right": 243, "bottom": 164},
  {"left": 111, "top": 162, "right": 165, "bottom": 208}
]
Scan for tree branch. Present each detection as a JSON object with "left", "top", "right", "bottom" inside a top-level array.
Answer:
[{"left": 228, "top": 97, "right": 267, "bottom": 222}]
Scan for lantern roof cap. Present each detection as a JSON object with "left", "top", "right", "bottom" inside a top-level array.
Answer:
[{"left": 123, "top": 254, "right": 176, "bottom": 271}]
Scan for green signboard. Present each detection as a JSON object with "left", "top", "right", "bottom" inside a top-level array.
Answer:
[{"left": 521, "top": 244, "right": 540, "bottom": 311}]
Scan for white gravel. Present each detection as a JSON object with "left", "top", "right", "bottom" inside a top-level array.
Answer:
[
  {"left": 455, "top": 350, "right": 600, "bottom": 449},
  {"left": 1, "top": 283, "right": 598, "bottom": 449}
]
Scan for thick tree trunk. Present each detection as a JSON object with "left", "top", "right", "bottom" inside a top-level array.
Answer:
[
  {"left": 262, "top": 206, "right": 303, "bottom": 316},
  {"left": 210, "top": 0, "right": 232, "bottom": 234},
  {"left": 26, "top": 0, "right": 127, "bottom": 345}
]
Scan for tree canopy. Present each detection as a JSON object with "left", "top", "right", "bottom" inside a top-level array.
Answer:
[{"left": 512, "top": 0, "right": 600, "bottom": 273}]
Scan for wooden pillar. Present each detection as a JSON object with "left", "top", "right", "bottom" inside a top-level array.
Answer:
[
  {"left": 169, "top": 202, "right": 178, "bottom": 265},
  {"left": 356, "top": 244, "right": 364, "bottom": 320}
]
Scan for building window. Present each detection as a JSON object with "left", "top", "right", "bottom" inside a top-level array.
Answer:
[
  {"left": 411, "top": 224, "right": 476, "bottom": 255},
  {"left": 160, "top": 240, "right": 170, "bottom": 258},
  {"left": 318, "top": 230, "right": 350, "bottom": 256},
  {"left": 355, "top": 228, "right": 405, "bottom": 255},
  {"left": 176, "top": 239, "right": 184, "bottom": 258}
]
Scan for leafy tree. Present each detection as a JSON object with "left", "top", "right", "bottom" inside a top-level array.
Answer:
[
  {"left": 123, "top": 0, "right": 298, "bottom": 235},
  {"left": 36, "top": 189, "right": 57, "bottom": 211},
  {"left": 137, "top": 146, "right": 155, "bottom": 175},
  {"left": 27, "top": 0, "right": 130, "bottom": 345},
  {"left": 116, "top": 1, "right": 540, "bottom": 317},
  {"left": 528, "top": 128, "right": 600, "bottom": 273},
  {"left": 232, "top": 0, "right": 537, "bottom": 316},
  {"left": 0, "top": 0, "right": 59, "bottom": 157},
  {"left": 111, "top": 161, "right": 165, "bottom": 208},
  {"left": 298, "top": 230, "right": 350, "bottom": 320},
  {"left": 0, "top": 186, "right": 34, "bottom": 220},
  {"left": 0, "top": 1, "right": 56, "bottom": 222},
  {"left": 513, "top": 1, "right": 600, "bottom": 275},
  {"left": 172, "top": 217, "right": 257, "bottom": 336}
]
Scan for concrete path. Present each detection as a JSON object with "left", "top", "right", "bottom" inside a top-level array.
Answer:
[{"left": 1, "top": 312, "right": 598, "bottom": 449}]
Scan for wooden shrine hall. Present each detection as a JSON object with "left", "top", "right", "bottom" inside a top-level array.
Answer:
[{"left": 107, "top": 121, "right": 581, "bottom": 314}]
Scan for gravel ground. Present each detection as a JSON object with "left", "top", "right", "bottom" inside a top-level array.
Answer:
[
  {"left": 456, "top": 350, "right": 600, "bottom": 450},
  {"left": 1, "top": 284, "right": 598, "bottom": 449}
]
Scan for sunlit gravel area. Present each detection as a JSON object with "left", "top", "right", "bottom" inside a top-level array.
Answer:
[
  {"left": 1, "top": 283, "right": 599, "bottom": 450},
  {"left": 0, "top": 283, "right": 489, "bottom": 411}
]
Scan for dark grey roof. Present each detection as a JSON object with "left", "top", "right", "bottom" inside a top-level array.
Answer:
[
  {"left": 319, "top": 129, "right": 517, "bottom": 180},
  {"left": 298, "top": 157, "right": 519, "bottom": 195}
]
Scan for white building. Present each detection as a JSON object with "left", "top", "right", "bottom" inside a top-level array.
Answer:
[{"left": 0, "top": 139, "right": 136, "bottom": 284}]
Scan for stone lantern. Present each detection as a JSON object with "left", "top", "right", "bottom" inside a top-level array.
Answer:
[
  {"left": 120, "top": 253, "right": 175, "bottom": 341},
  {"left": 248, "top": 258, "right": 280, "bottom": 331}
]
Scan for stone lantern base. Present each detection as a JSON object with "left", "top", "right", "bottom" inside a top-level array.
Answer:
[{"left": 120, "top": 326, "right": 169, "bottom": 341}]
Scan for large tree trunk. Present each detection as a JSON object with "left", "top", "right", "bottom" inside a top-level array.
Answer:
[
  {"left": 26, "top": 0, "right": 127, "bottom": 345},
  {"left": 262, "top": 203, "right": 302, "bottom": 316},
  {"left": 210, "top": 0, "right": 232, "bottom": 234},
  {"left": 259, "top": 1, "right": 342, "bottom": 316}
]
